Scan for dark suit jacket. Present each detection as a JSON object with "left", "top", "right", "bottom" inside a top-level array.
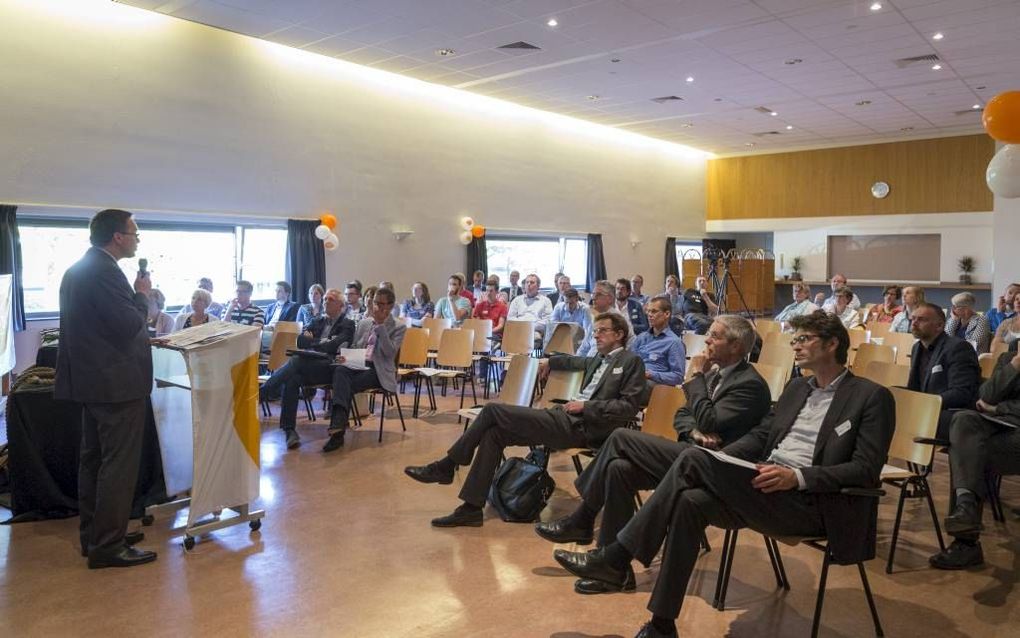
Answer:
[
  {"left": 621, "top": 298, "right": 649, "bottom": 335},
  {"left": 674, "top": 360, "right": 772, "bottom": 446},
  {"left": 500, "top": 285, "right": 524, "bottom": 299},
  {"left": 724, "top": 372, "right": 896, "bottom": 564},
  {"left": 548, "top": 349, "right": 647, "bottom": 446},
  {"left": 980, "top": 352, "right": 1020, "bottom": 425},
  {"left": 264, "top": 300, "right": 299, "bottom": 324},
  {"left": 908, "top": 333, "right": 980, "bottom": 435},
  {"left": 547, "top": 292, "right": 563, "bottom": 308},
  {"left": 298, "top": 314, "right": 356, "bottom": 356},
  {"left": 54, "top": 247, "right": 152, "bottom": 404}
]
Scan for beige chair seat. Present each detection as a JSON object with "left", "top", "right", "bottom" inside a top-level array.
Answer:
[{"left": 880, "top": 463, "right": 913, "bottom": 480}]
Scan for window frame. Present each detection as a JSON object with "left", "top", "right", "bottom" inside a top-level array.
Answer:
[{"left": 485, "top": 232, "right": 589, "bottom": 292}]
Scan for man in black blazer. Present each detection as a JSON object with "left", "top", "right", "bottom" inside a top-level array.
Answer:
[
  {"left": 534, "top": 315, "right": 771, "bottom": 594},
  {"left": 263, "top": 280, "right": 300, "bottom": 325},
  {"left": 259, "top": 288, "right": 355, "bottom": 449},
  {"left": 907, "top": 302, "right": 981, "bottom": 438},
  {"left": 54, "top": 209, "right": 158, "bottom": 569},
  {"left": 930, "top": 349, "right": 1020, "bottom": 569},
  {"left": 547, "top": 274, "right": 571, "bottom": 308},
  {"left": 555, "top": 311, "right": 895, "bottom": 638},
  {"left": 405, "top": 312, "right": 646, "bottom": 527}
]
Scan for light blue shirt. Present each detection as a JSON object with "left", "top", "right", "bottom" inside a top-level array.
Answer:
[
  {"left": 629, "top": 327, "right": 686, "bottom": 386},
  {"left": 434, "top": 295, "right": 470, "bottom": 326},
  {"left": 549, "top": 302, "right": 591, "bottom": 341}
]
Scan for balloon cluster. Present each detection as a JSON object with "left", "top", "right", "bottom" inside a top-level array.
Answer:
[
  {"left": 314, "top": 214, "right": 339, "bottom": 251},
  {"left": 459, "top": 216, "right": 485, "bottom": 245},
  {"left": 984, "top": 91, "right": 1020, "bottom": 199}
]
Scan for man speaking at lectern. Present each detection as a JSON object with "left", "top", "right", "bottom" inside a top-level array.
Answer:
[{"left": 55, "top": 209, "right": 158, "bottom": 569}]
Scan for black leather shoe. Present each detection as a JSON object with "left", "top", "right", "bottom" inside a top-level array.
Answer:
[
  {"left": 285, "top": 429, "right": 300, "bottom": 450},
  {"left": 535, "top": 516, "right": 594, "bottom": 545},
  {"left": 929, "top": 539, "right": 984, "bottom": 570},
  {"left": 431, "top": 505, "right": 483, "bottom": 528},
  {"left": 87, "top": 545, "right": 158, "bottom": 569},
  {"left": 81, "top": 530, "right": 144, "bottom": 557},
  {"left": 405, "top": 462, "right": 455, "bottom": 485},
  {"left": 945, "top": 495, "right": 983, "bottom": 535},
  {"left": 322, "top": 431, "right": 345, "bottom": 453},
  {"left": 574, "top": 567, "right": 636, "bottom": 594},
  {"left": 554, "top": 548, "right": 630, "bottom": 590},
  {"left": 634, "top": 621, "right": 678, "bottom": 638}
]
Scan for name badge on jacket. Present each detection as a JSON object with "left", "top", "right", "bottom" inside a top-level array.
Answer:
[
  {"left": 613, "top": 367, "right": 623, "bottom": 374},
  {"left": 835, "top": 420, "right": 852, "bottom": 437},
  {"left": 931, "top": 364, "right": 944, "bottom": 374}
]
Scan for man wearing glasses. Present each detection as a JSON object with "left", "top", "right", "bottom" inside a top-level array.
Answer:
[
  {"left": 554, "top": 311, "right": 895, "bottom": 638},
  {"left": 321, "top": 287, "right": 406, "bottom": 453},
  {"left": 578, "top": 280, "right": 622, "bottom": 356},
  {"left": 404, "top": 312, "right": 646, "bottom": 527},
  {"left": 629, "top": 296, "right": 686, "bottom": 386}
]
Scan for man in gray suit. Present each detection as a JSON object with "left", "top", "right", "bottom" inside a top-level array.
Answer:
[
  {"left": 555, "top": 311, "right": 895, "bottom": 638},
  {"left": 322, "top": 287, "right": 406, "bottom": 453},
  {"left": 54, "top": 209, "right": 158, "bottom": 569},
  {"left": 405, "top": 312, "right": 646, "bottom": 527},
  {"left": 534, "top": 315, "right": 771, "bottom": 594}
]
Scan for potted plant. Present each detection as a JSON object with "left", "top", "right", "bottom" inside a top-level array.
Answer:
[
  {"left": 958, "top": 256, "right": 975, "bottom": 285},
  {"left": 790, "top": 256, "right": 803, "bottom": 281}
]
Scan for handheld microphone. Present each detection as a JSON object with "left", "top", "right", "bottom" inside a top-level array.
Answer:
[{"left": 138, "top": 258, "right": 148, "bottom": 276}]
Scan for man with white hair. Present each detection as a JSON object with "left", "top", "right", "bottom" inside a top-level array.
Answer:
[
  {"left": 946, "top": 292, "right": 992, "bottom": 354},
  {"left": 815, "top": 273, "right": 861, "bottom": 312}
]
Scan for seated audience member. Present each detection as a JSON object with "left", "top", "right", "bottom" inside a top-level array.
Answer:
[
  {"left": 400, "top": 281, "right": 434, "bottom": 327},
  {"left": 828, "top": 286, "right": 862, "bottom": 330},
  {"left": 614, "top": 278, "right": 649, "bottom": 336},
  {"left": 223, "top": 280, "right": 265, "bottom": 327},
  {"left": 679, "top": 276, "right": 719, "bottom": 335},
  {"left": 815, "top": 273, "right": 861, "bottom": 312},
  {"left": 469, "top": 270, "right": 486, "bottom": 301},
  {"left": 146, "top": 289, "right": 174, "bottom": 337},
  {"left": 174, "top": 277, "right": 224, "bottom": 323},
  {"left": 548, "top": 274, "right": 572, "bottom": 308},
  {"left": 663, "top": 274, "right": 684, "bottom": 333},
  {"left": 455, "top": 272, "right": 476, "bottom": 307},
  {"left": 259, "top": 288, "right": 356, "bottom": 449},
  {"left": 321, "top": 288, "right": 406, "bottom": 453},
  {"left": 296, "top": 284, "right": 325, "bottom": 328},
  {"left": 630, "top": 274, "right": 649, "bottom": 305},
  {"left": 992, "top": 294, "right": 1020, "bottom": 348},
  {"left": 434, "top": 274, "right": 472, "bottom": 326},
  {"left": 907, "top": 302, "right": 981, "bottom": 438},
  {"left": 553, "top": 311, "right": 895, "bottom": 637},
  {"left": 363, "top": 285, "right": 379, "bottom": 311},
  {"left": 946, "top": 292, "right": 992, "bottom": 354},
  {"left": 930, "top": 349, "right": 1020, "bottom": 569},
  {"left": 264, "top": 280, "right": 300, "bottom": 326},
  {"left": 578, "top": 281, "right": 619, "bottom": 357},
  {"left": 177, "top": 288, "right": 219, "bottom": 331},
  {"left": 404, "top": 312, "right": 645, "bottom": 527},
  {"left": 500, "top": 270, "right": 524, "bottom": 301},
  {"left": 866, "top": 285, "right": 903, "bottom": 324},
  {"left": 508, "top": 274, "right": 554, "bottom": 337},
  {"left": 891, "top": 285, "right": 925, "bottom": 333},
  {"left": 987, "top": 282, "right": 1020, "bottom": 332},
  {"left": 473, "top": 277, "right": 509, "bottom": 335},
  {"left": 630, "top": 297, "right": 686, "bottom": 386},
  {"left": 548, "top": 288, "right": 589, "bottom": 349},
  {"left": 344, "top": 282, "right": 366, "bottom": 322},
  {"left": 535, "top": 316, "right": 770, "bottom": 583},
  {"left": 774, "top": 282, "right": 818, "bottom": 323}
]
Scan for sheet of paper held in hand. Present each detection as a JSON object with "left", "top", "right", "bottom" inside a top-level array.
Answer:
[
  {"left": 339, "top": 348, "right": 369, "bottom": 370},
  {"left": 161, "top": 322, "right": 250, "bottom": 349},
  {"left": 697, "top": 446, "right": 759, "bottom": 471}
]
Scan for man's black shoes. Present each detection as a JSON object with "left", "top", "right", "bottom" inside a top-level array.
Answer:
[
  {"left": 322, "top": 431, "right": 345, "bottom": 453},
  {"left": 930, "top": 539, "right": 984, "bottom": 570},
  {"left": 535, "top": 516, "right": 594, "bottom": 545},
  {"left": 81, "top": 530, "right": 145, "bottom": 557},
  {"left": 634, "top": 621, "right": 678, "bottom": 638},
  {"left": 944, "top": 493, "right": 983, "bottom": 535},
  {"left": 431, "top": 504, "right": 483, "bottom": 528},
  {"left": 554, "top": 547, "right": 632, "bottom": 591},
  {"left": 87, "top": 546, "right": 158, "bottom": 569},
  {"left": 404, "top": 461, "right": 455, "bottom": 485},
  {"left": 574, "top": 571, "right": 636, "bottom": 594},
  {"left": 284, "top": 428, "right": 300, "bottom": 450}
]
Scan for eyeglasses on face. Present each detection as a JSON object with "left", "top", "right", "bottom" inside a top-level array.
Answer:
[
  {"left": 789, "top": 333, "right": 819, "bottom": 346},
  {"left": 593, "top": 327, "right": 619, "bottom": 335}
]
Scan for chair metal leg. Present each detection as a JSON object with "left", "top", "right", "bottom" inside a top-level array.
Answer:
[
  {"left": 303, "top": 396, "right": 316, "bottom": 421},
  {"left": 571, "top": 454, "right": 584, "bottom": 475},
  {"left": 858, "top": 562, "right": 885, "bottom": 637},
  {"left": 810, "top": 550, "right": 832, "bottom": 638},
  {"left": 886, "top": 484, "right": 908, "bottom": 573},
  {"left": 700, "top": 530, "right": 711, "bottom": 554},
  {"left": 922, "top": 477, "right": 947, "bottom": 552},
  {"left": 392, "top": 391, "right": 406, "bottom": 431},
  {"left": 765, "top": 536, "right": 789, "bottom": 590},
  {"left": 377, "top": 396, "right": 386, "bottom": 443},
  {"left": 412, "top": 376, "right": 422, "bottom": 418},
  {"left": 988, "top": 473, "right": 1005, "bottom": 523},
  {"left": 715, "top": 529, "right": 739, "bottom": 610}
]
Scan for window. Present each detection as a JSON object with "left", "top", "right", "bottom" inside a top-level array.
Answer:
[
  {"left": 19, "top": 219, "right": 287, "bottom": 318},
  {"left": 674, "top": 241, "right": 702, "bottom": 264},
  {"left": 486, "top": 235, "right": 588, "bottom": 290}
]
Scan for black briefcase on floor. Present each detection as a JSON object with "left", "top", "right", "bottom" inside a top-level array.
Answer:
[{"left": 488, "top": 447, "right": 556, "bottom": 523}]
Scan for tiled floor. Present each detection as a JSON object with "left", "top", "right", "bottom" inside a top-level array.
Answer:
[{"left": 1, "top": 386, "right": 1018, "bottom": 637}]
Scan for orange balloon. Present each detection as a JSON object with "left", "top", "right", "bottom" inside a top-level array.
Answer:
[
  {"left": 320, "top": 213, "right": 337, "bottom": 230},
  {"left": 983, "top": 91, "right": 1020, "bottom": 143},
  {"left": 471, "top": 225, "right": 485, "bottom": 238}
]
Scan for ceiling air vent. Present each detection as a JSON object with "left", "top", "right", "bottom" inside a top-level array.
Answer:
[
  {"left": 954, "top": 108, "right": 982, "bottom": 116},
  {"left": 754, "top": 106, "right": 775, "bottom": 115},
  {"left": 498, "top": 41, "right": 541, "bottom": 50},
  {"left": 752, "top": 131, "right": 781, "bottom": 137},
  {"left": 651, "top": 95, "right": 684, "bottom": 103},
  {"left": 894, "top": 53, "right": 940, "bottom": 68}
]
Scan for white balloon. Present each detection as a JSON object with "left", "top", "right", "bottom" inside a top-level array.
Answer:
[
  {"left": 459, "top": 231, "right": 473, "bottom": 245},
  {"left": 460, "top": 216, "right": 475, "bottom": 230},
  {"left": 323, "top": 233, "right": 339, "bottom": 251},
  {"left": 987, "top": 144, "right": 1020, "bottom": 198},
  {"left": 314, "top": 224, "right": 331, "bottom": 240}
]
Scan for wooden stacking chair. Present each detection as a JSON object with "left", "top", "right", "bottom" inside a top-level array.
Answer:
[
  {"left": 682, "top": 333, "right": 708, "bottom": 360},
  {"left": 457, "top": 354, "right": 539, "bottom": 432},
  {"left": 866, "top": 321, "right": 891, "bottom": 338},
  {"left": 489, "top": 319, "right": 536, "bottom": 391},
  {"left": 395, "top": 327, "right": 433, "bottom": 417},
  {"left": 755, "top": 319, "right": 782, "bottom": 339},
  {"left": 639, "top": 384, "right": 686, "bottom": 441},
  {"left": 462, "top": 318, "right": 495, "bottom": 395},
  {"left": 257, "top": 324, "right": 299, "bottom": 417},
  {"left": 758, "top": 332, "right": 795, "bottom": 375},
  {"left": 539, "top": 369, "right": 587, "bottom": 474},
  {"left": 881, "top": 332, "right": 917, "bottom": 366},
  {"left": 978, "top": 352, "right": 997, "bottom": 380},
  {"left": 431, "top": 328, "right": 477, "bottom": 417},
  {"left": 545, "top": 322, "right": 577, "bottom": 356},
  {"left": 422, "top": 317, "right": 452, "bottom": 352},
  {"left": 859, "top": 360, "right": 910, "bottom": 388},
  {"left": 750, "top": 361, "right": 790, "bottom": 403},
  {"left": 846, "top": 329, "right": 871, "bottom": 366},
  {"left": 852, "top": 342, "right": 895, "bottom": 373}
]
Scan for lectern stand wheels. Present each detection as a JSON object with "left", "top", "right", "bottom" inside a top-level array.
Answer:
[
  {"left": 141, "top": 514, "right": 155, "bottom": 526},
  {"left": 183, "top": 536, "right": 196, "bottom": 551},
  {"left": 249, "top": 519, "right": 262, "bottom": 532}
]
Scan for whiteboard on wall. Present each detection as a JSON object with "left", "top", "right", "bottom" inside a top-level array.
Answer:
[
  {"left": 0, "top": 274, "right": 14, "bottom": 376},
  {"left": 827, "top": 234, "right": 941, "bottom": 283}
]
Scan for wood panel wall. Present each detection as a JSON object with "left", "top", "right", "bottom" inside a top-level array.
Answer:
[{"left": 706, "top": 134, "right": 994, "bottom": 220}]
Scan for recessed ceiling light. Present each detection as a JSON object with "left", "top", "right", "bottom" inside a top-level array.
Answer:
[
  {"left": 686, "top": 76, "right": 694, "bottom": 83},
  {"left": 855, "top": 100, "right": 872, "bottom": 106},
  {"left": 435, "top": 48, "right": 456, "bottom": 57},
  {"left": 610, "top": 58, "right": 621, "bottom": 63},
  {"left": 586, "top": 95, "right": 600, "bottom": 101},
  {"left": 680, "top": 122, "right": 694, "bottom": 128},
  {"left": 770, "top": 111, "right": 778, "bottom": 116},
  {"left": 900, "top": 126, "right": 914, "bottom": 131},
  {"left": 932, "top": 32, "right": 944, "bottom": 40},
  {"left": 972, "top": 104, "right": 981, "bottom": 109},
  {"left": 786, "top": 125, "right": 794, "bottom": 130},
  {"left": 932, "top": 63, "right": 942, "bottom": 70},
  {"left": 547, "top": 18, "right": 558, "bottom": 27},
  {"left": 714, "top": 98, "right": 723, "bottom": 102},
  {"left": 870, "top": 2, "right": 882, "bottom": 11},
  {"left": 784, "top": 58, "right": 803, "bottom": 65},
  {"left": 976, "top": 85, "right": 986, "bottom": 90},
  {"left": 745, "top": 142, "right": 756, "bottom": 147}
]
